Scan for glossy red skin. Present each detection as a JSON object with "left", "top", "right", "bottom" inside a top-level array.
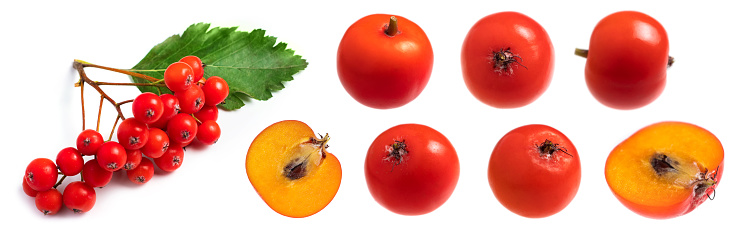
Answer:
[
  {"left": 461, "top": 12, "right": 554, "bottom": 108},
  {"left": 488, "top": 124, "right": 580, "bottom": 218},
  {"left": 132, "top": 92, "right": 164, "bottom": 124},
  {"left": 175, "top": 85, "right": 205, "bottom": 114},
  {"left": 167, "top": 113, "right": 198, "bottom": 146},
  {"left": 164, "top": 62, "right": 194, "bottom": 92},
  {"left": 150, "top": 94, "right": 180, "bottom": 129},
  {"left": 117, "top": 118, "right": 149, "bottom": 150},
  {"left": 196, "top": 120, "right": 221, "bottom": 145},
  {"left": 194, "top": 105, "right": 218, "bottom": 122},
  {"left": 25, "top": 158, "right": 58, "bottom": 192},
  {"left": 56, "top": 147, "right": 84, "bottom": 176},
  {"left": 81, "top": 159, "right": 113, "bottom": 188},
  {"left": 365, "top": 124, "right": 459, "bottom": 215},
  {"left": 154, "top": 146, "right": 184, "bottom": 172},
  {"left": 203, "top": 76, "right": 229, "bottom": 106},
  {"left": 179, "top": 56, "right": 204, "bottom": 82},
  {"left": 22, "top": 177, "right": 38, "bottom": 197},
  {"left": 127, "top": 158, "right": 155, "bottom": 184},
  {"left": 141, "top": 128, "right": 170, "bottom": 159},
  {"left": 63, "top": 181, "right": 96, "bottom": 213},
  {"left": 76, "top": 129, "right": 104, "bottom": 155},
  {"left": 96, "top": 141, "right": 127, "bottom": 172},
  {"left": 35, "top": 188, "right": 63, "bottom": 215},
  {"left": 124, "top": 149, "right": 143, "bottom": 171},
  {"left": 585, "top": 11, "right": 669, "bottom": 110},
  {"left": 337, "top": 14, "right": 434, "bottom": 109}
]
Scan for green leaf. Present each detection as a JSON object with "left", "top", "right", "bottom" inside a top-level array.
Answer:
[{"left": 130, "top": 23, "right": 308, "bottom": 110}]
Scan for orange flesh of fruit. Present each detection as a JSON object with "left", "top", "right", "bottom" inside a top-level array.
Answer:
[
  {"left": 246, "top": 120, "right": 342, "bottom": 218},
  {"left": 605, "top": 121, "right": 723, "bottom": 218}
]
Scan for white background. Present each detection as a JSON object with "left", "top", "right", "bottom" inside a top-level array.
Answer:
[{"left": 2, "top": 0, "right": 740, "bottom": 232}]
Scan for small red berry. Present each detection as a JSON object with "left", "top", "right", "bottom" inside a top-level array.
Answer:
[
  {"left": 35, "top": 188, "right": 63, "bottom": 215},
  {"left": 56, "top": 147, "right": 84, "bottom": 176},
  {"left": 76, "top": 129, "right": 104, "bottom": 155},
  {"left": 25, "top": 158, "right": 59, "bottom": 192},
  {"left": 63, "top": 181, "right": 96, "bottom": 214}
]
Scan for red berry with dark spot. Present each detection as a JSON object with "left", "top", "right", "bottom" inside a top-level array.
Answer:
[
  {"left": 25, "top": 158, "right": 58, "bottom": 192},
  {"left": 63, "top": 181, "right": 96, "bottom": 214},
  {"left": 35, "top": 188, "right": 63, "bottom": 215},
  {"left": 82, "top": 159, "right": 113, "bottom": 188},
  {"left": 76, "top": 129, "right": 104, "bottom": 155},
  {"left": 96, "top": 141, "right": 127, "bottom": 172},
  {"left": 127, "top": 158, "right": 155, "bottom": 184},
  {"left": 117, "top": 118, "right": 149, "bottom": 150}
]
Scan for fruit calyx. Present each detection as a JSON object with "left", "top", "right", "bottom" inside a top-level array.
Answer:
[
  {"left": 491, "top": 48, "right": 527, "bottom": 75},
  {"left": 537, "top": 139, "right": 572, "bottom": 159},
  {"left": 282, "top": 134, "right": 330, "bottom": 181},
  {"left": 385, "top": 16, "right": 399, "bottom": 37},
  {"left": 383, "top": 140, "right": 408, "bottom": 171}
]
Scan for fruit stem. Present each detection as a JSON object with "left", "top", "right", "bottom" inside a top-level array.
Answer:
[
  {"left": 74, "top": 60, "right": 159, "bottom": 82},
  {"left": 96, "top": 96, "right": 104, "bottom": 132},
  {"left": 53, "top": 175, "right": 67, "bottom": 189},
  {"left": 385, "top": 16, "right": 399, "bottom": 37},
  {"left": 74, "top": 62, "right": 128, "bottom": 121},
  {"left": 574, "top": 48, "right": 675, "bottom": 68},
  {"left": 95, "top": 81, "right": 166, "bottom": 87}
]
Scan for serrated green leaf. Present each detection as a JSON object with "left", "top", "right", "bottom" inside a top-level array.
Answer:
[{"left": 130, "top": 23, "right": 308, "bottom": 110}]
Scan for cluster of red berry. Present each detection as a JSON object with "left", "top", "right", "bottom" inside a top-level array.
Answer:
[{"left": 22, "top": 56, "right": 229, "bottom": 215}]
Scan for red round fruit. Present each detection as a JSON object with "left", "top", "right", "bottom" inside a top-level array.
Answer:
[
  {"left": 56, "top": 147, "right": 84, "bottom": 176},
  {"left": 22, "top": 176, "right": 38, "bottom": 197},
  {"left": 202, "top": 76, "right": 229, "bottom": 106},
  {"left": 196, "top": 120, "right": 221, "bottom": 145},
  {"left": 488, "top": 124, "right": 581, "bottom": 218},
  {"left": 179, "top": 55, "right": 204, "bottom": 82},
  {"left": 141, "top": 128, "right": 169, "bottom": 159},
  {"left": 132, "top": 92, "right": 164, "bottom": 124},
  {"left": 81, "top": 159, "right": 113, "bottom": 188},
  {"left": 150, "top": 94, "right": 180, "bottom": 129},
  {"left": 96, "top": 141, "right": 127, "bottom": 172},
  {"left": 581, "top": 11, "right": 670, "bottom": 110},
  {"left": 461, "top": 11, "right": 554, "bottom": 108},
  {"left": 76, "top": 129, "right": 104, "bottom": 155},
  {"left": 127, "top": 158, "right": 155, "bottom": 184},
  {"left": 25, "top": 158, "right": 58, "bottom": 192},
  {"left": 167, "top": 113, "right": 198, "bottom": 146},
  {"left": 35, "top": 188, "right": 63, "bottom": 215},
  {"left": 337, "top": 14, "right": 434, "bottom": 109},
  {"left": 194, "top": 105, "right": 218, "bottom": 122},
  {"left": 365, "top": 124, "right": 459, "bottom": 215},
  {"left": 175, "top": 85, "right": 205, "bottom": 114},
  {"left": 164, "top": 62, "right": 194, "bottom": 92},
  {"left": 63, "top": 181, "right": 96, "bottom": 214},
  {"left": 154, "top": 146, "right": 184, "bottom": 172},
  {"left": 123, "top": 149, "right": 143, "bottom": 170},
  {"left": 117, "top": 118, "right": 149, "bottom": 150}
]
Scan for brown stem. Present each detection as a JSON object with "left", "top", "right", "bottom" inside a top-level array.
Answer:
[
  {"left": 96, "top": 96, "right": 104, "bottom": 132},
  {"left": 108, "top": 116, "right": 120, "bottom": 141},
  {"left": 53, "top": 175, "right": 67, "bottom": 189},
  {"left": 80, "top": 79, "right": 86, "bottom": 131},
  {"left": 574, "top": 48, "right": 675, "bottom": 68},
  {"left": 385, "top": 16, "right": 398, "bottom": 37},
  {"left": 74, "top": 60, "right": 159, "bottom": 82},
  {"left": 74, "top": 64, "right": 127, "bottom": 121},
  {"left": 95, "top": 81, "right": 166, "bottom": 87}
]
